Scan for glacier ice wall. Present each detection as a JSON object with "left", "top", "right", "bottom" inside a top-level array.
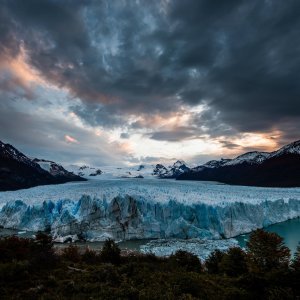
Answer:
[{"left": 1, "top": 193, "right": 300, "bottom": 241}]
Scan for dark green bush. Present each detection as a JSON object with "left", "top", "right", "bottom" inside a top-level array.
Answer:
[
  {"left": 205, "top": 249, "right": 225, "bottom": 274},
  {"left": 219, "top": 247, "right": 248, "bottom": 277},
  {"left": 169, "top": 250, "right": 203, "bottom": 272}
]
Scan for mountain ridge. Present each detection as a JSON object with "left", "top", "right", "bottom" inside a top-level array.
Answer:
[
  {"left": 0, "top": 141, "right": 85, "bottom": 191},
  {"left": 177, "top": 140, "right": 300, "bottom": 187}
]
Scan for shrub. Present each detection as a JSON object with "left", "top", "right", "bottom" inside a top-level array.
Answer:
[
  {"left": 82, "top": 247, "right": 99, "bottom": 264},
  {"left": 100, "top": 239, "right": 121, "bottom": 264},
  {"left": 0, "top": 260, "right": 30, "bottom": 282},
  {"left": 61, "top": 245, "right": 81, "bottom": 263},
  {"left": 0, "top": 236, "right": 31, "bottom": 262}
]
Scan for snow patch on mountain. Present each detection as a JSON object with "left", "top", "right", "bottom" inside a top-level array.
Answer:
[
  {"left": 202, "top": 159, "right": 232, "bottom": 169},
  {"left": 270, "top": 140, "right": 300, "bottom": 157},
  {"left": 223, "top": 151, "right": 270, "bottom": 166}
]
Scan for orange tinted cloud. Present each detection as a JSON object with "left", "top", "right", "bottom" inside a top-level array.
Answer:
[
  {"left": 0, "top": 45, "right": 45, "bottom": 97},
  {"left": 64, "top": 135, "right": 79, "bottom": 144}
]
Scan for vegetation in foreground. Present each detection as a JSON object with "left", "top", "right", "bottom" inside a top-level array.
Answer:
[{"left": 0, "top": 230, "right": 299, "bottom": 299}]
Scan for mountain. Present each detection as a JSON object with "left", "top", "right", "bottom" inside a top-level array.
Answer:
[
  {"left": 177, "top": 140, "right": 300, "bottom": 187},
  {"left": 152, "top": 164, "right": 168, "bottom": 177},
  {"left": 66, "top": 160, "right": 190, "bottom": 179},
  {"left": 160, "top": 160, "right": 190, "bottom": 178},
  {"left": 33, "top": 158, "right": 85, "bottom": 181},
  {"left": 0, "top": 141, "right": 85, "bottom": 191}
]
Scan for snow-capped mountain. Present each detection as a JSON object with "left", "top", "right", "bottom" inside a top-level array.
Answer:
[
  {"left": 269, "top": 139, "right": 300, "bottom": 157},
  {"left": 203, "top": 158, "right": 232, "bottom": 169},
  {"left": 33, "top": 158, "right": 84, "bottom": 181},
  {"left": 0, "top": 141, "right": 40, "bottom": 169},
  {"left": 222, "top": 151, "right": 270, "bottom": 166},
  {"left": 0, "top": 140, "right": 85, "bottom": 191},
  {"left": 178, "top": 139, "right": 300, "bottom": 187},
  {"left": 162, "top": 160, "right": 190, "bottom": 178},
  {"left": 66, "top": 160, "right": 190, "bottom": 179},
  {"left": 152, "top": 164, "right": 168, "bottom": 177}
]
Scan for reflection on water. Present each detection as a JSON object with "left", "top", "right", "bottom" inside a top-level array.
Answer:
[{"left": 235, "top": 217, "right": 300, "bottom": 254}]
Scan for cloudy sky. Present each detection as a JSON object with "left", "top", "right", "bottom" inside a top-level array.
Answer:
[{"left": 1, "top": 0, "right": 299, "bottom": 166}]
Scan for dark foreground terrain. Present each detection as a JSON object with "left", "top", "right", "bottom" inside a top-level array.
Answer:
[{"left": 0, "top": 230, "right": 299, "bottom": 299}]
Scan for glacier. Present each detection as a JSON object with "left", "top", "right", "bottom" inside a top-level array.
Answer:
[{"left": 0, "top": 179, "right": 300, "bottom": 242}]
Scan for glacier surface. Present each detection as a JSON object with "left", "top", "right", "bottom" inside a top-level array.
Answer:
[{"left": 0, "top": 179, "right": 300, "bottom": 241}]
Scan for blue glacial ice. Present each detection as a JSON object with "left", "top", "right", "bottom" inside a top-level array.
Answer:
[{"left": 0, "top": 179, "right": 300, "bottom": 242}]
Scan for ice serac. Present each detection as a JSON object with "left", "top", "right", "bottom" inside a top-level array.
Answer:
[{"left": 1, "top": 186, "right": 300, "bottom": 242}]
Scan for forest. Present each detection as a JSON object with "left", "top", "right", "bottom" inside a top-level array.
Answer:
[{"left": 0, "top": 229, "right": 299, "bottom": 299}]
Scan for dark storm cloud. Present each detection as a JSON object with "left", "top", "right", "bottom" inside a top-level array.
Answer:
[
  {"left": 120, "top": 132, "right": 130, "bottom": 139},
  {"left": 1, "top": 0, "right": 300, "bottom": 142},
  {"left": 149, "top": 128, "right": 200, "bottom": 142},
  {"left": 219, "top": 141, "right": 240, "bottom": 150}
]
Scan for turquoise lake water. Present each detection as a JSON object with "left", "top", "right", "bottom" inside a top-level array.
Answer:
[{"left": 235, "top": 217, "right": 300, "bottom": 254}]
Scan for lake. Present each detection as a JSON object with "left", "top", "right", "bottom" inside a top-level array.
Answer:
[{"left": 235, "top": 217, "right": 300, "bottom": 254}]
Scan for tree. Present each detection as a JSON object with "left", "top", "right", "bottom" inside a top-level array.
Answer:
[
  {"left": 291, "top": 245, "right": 300, "bottom": 272},
  {"left": 205, "top": 249, "right": 224, "bottom": 274},
  {"left": 219, "top": 247, "right": 248, "bottom": 277},
  {"left": 100, "top": 239, "right": 121, "bottom": 264},
  {"left": 246, "top": 229, "right": 290, "bottom": 273},
  {"left": 30, "top": 232, "right": 58, "bottom": 269},
  {"left": 169, "top": 250, "right": 202, "bottom": 272}
]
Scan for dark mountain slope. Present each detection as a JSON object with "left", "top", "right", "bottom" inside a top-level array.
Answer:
[
  {"left": 178, "top": 140, "right": 300, "bottom": 187},
  {"left": 0, "top": 141, "right": 85, "bottom": 191}
]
